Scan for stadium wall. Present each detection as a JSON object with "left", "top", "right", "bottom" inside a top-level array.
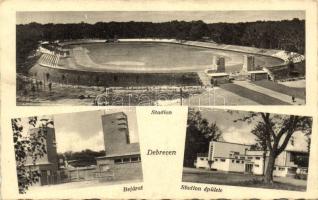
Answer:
[{"left": 29, "top": 64, "right": 202, "bottom": 87}]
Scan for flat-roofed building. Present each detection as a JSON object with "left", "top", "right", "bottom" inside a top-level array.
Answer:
[
  {"left": 195, "top": 141, "right": 308, "bottom": 177},
  {"left": 248, "top": 70, "right": 269, "bottom": 81},
  {"left": 206, "top": 72, "right": 230, "bottom": 85}
]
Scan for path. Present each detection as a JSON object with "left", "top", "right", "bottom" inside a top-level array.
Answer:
[{"left": 233, "top": 81, "right": 305, "bottom": 105}]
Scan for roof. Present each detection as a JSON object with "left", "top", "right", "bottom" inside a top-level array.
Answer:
[
  {"left": 285, "top": 149, "right": 308, "bottom": 154},
  {"left": 96, "top": 151, "right": 140, "bottom": 159},
  {"left": 212, "top": 140, "right": 251, "bottom": 147},
  {"left": 247, "top": 70, "right": 268, "bottom": 74},
  {"left": 207, "top": 72, "right": 229, "bottom": 77}
]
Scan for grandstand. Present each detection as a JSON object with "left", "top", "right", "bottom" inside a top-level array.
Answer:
[{"left": 39, "top": 53, "right": 60, "bottom": 68}]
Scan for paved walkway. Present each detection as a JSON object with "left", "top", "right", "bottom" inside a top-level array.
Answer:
[{"left": 233, "top": 81, "right": 305, "bottom": 105}]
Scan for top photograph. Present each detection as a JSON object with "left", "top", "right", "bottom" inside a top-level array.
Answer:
[{"left": 16, "top": 11, "right": 306, "bottom": 106}]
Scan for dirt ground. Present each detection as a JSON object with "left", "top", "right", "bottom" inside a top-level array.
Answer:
[{"left": 182, "top": 167, "right": 307, "bottom": 191}]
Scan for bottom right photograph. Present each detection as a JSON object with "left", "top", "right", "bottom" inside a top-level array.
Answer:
[{"left": 182, "top": 108, "right": 312, "bottom": 191}]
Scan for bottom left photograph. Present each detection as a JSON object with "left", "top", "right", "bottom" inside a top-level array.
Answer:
[{"left": 11, "top": 108, "right": 142, "bottom": 194}]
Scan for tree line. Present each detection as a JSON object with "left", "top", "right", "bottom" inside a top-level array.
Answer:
[{"left": 16, "top": 19, "right": 305, "bottom": 68}]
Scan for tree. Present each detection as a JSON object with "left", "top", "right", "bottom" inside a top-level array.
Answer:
[
  {"left": 251, "top": 121, "right": 272, "bottom": 175},
  {"left": 184, "top": 109, "right": 222, "bottom": 167},
  {"left": 12, "top": 116, "right": 54, "bottom": 193},
  {"left": 235, "top": 112, "right": 312, "bottom": 184}
]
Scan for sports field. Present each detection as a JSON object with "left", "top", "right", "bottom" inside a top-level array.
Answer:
[{"left": 59, "top": 42, "right": 283, "bottom": 73}]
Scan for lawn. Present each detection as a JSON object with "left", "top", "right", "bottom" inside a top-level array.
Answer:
[
  {"left": 252, "top": 80, "right": 305, "bottom": 99},
  {"left": 182, "top": 167, "right": 306, "bottom": 191},
  {"left": 220, "top": 83, "right": 290, "bottom": 105}
]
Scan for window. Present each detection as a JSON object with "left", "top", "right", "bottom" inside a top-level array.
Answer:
[
  {"left": 215, "top": 159, "right": 218, "bottom": 162},
  {"left": 279, "top": 167, "right": 285, "bottom": 171},
  {"left": 240, "top": 157, "right": 245, "bottom": 159},
  {"left": 236, "top": 160, "right": 240, "bottom": 163},
  {"left": 289, "top": 153, "right": 295, "bottom": 162},
  {"left": 235, "top": 156, "right": 238, "bottom": 159},
  {"left": 220, "top": 159, "right": 225, "bottom": 162},
  {"left": 255, "top": 157, "right": 261, "bottom": 160},
  {"left": 241, "top": 161, "right": 244, "bottom": 164},
  {"left": 200, "top": 158, "right": 204, "bottom": 161},
  {"left": 123, "top": 158, "right": 130, "bottom": 163},
  {"left": 254, "top": 164, "right": 259, "bottom": 167},
  {"left": 131, "top": 157, "right": 139, "bottom": 162},
  {"left": 233, "top": 152, "right": 239, "bottom": 155},
  {"left": 100, "top": 165, "right": 110, "bottom": 172},
  {"left": 247, "top": 157, "right": 253, "bottom": 159},
  {"left": 232, "top": 160, "right": 234, "bottom": 163},
  {"left": 114, "top": 158, "right": 122, "bottom": 164}
]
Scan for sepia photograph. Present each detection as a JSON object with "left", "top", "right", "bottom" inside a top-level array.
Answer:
[
  {"left": 16, "top": 11, "right": 306, "bottom": 106},
  {"left": 182, "top": 108, "right": 312, "bottom": 191},
  {"left": 11, "top": 108, "right": 142, "bottom": 194}
]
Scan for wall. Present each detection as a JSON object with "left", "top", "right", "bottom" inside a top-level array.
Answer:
[
  {"left": 212, "top": 158, "right": 230, "bottom": 171},
  {"left": 211, "top": 142, "right": 249, "bottom": 159},
  {"left": 273, "top": 166, "right": 288, "bottom": 177},
  {"left": 250, "top": 73, "right": 268, "bottom": 81},
  {"left": 228, "top": 159, "right": 245, "bottom": 172},
  {"left": 211, "top": 76, "right": 229, "bottom": 84},
  {"left": 196, "top": 157, "right": 209, "bottom": 169},
  {"left": 29, "top": 64, "right": 202, "bottom": 87},
  {"left": 100, "top": 162, "right": 143, "bottom": 181}
]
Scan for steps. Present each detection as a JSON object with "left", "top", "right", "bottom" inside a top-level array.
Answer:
[{"left": 197, "top": 71, "right": 212, "bottom": 86}]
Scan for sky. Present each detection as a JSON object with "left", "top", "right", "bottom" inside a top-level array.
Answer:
[
  {"left": 18, "top": 108, "right": 139, "bottom": 153},
  {"left": 16, "top": 11, "right": 305, "bottom": 25},
  {"left": 198, "top": 108, "right": 309, "bottom": 151}
]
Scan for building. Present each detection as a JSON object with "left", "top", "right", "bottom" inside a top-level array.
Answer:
[
  {"left": 206, "top": 72, "right": 230, "bottom": 85},
  {"left": 195, "top": 141, "right": 308, "bottom": 177},
  {"left": 96, "top": 112, "right": 143, "bottom": 181},
  {"left": 24, "top": 127, "right": 59, "bottom": 185},
  {"left": 248, "top": 70, "right": 270, "bottom": 81}
]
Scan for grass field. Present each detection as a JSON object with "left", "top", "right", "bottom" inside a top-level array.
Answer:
[
  {"left": 220, "top": 83, "right": 291, "bottom": 105},
  {"left": 252, "top": 80, "right": 305, "bottom": 99},
  {"left": 182, "top": 167, "right": 306, "bottom": 191}
]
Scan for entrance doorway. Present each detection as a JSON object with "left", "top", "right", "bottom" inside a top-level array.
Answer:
[{"left": 245, "top": 164, "right": 253, "bottom": 173}]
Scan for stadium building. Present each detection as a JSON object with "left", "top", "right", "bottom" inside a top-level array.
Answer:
[{"left": 195, "top": 141, "right": 308, "bottom": 177}]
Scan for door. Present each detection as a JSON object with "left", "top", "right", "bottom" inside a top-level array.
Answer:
[{"left": 245, "top": 164, "right": 253, "bottom": 173}]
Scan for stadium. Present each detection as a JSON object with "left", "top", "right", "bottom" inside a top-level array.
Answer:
[{"left": 28, "top": 39, "right": 305, "bottom": 87}]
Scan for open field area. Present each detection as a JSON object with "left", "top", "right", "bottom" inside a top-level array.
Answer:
[
  {"left": 182, "top": 167, "right": 307, "bottom": 191},
  {"left": 17, "top": 75, "right": 305, "bottom": 106},
  {"left": 23, "top": 179, "right": 142, "bottom": 196}
]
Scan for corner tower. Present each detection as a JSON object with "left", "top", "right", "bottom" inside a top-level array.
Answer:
[{"left": 101, "top": 112, "right": 130, "bottom": 154}]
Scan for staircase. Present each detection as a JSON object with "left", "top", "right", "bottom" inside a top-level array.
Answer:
[
  {"left": 197, "top": 71, "right": 212, "bottom": 86},
  {"left": 262, "top": 67, "right": 275, "bottom": 81}
]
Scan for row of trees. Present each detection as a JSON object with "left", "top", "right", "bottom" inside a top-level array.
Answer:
[
  {"left": 58, "top": 149, "right": 105, "bottom": 167},
  {"left": 184, "top": 109, "right": 312, "bottom": 184},
  {"left": 16, "top": 19, "right": 305, "bottom": 71}
]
